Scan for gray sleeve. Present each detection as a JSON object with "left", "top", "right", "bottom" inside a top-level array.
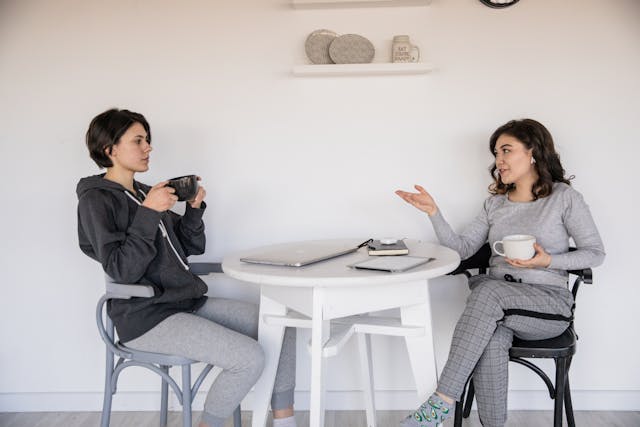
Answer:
[
  {"left": 549, "top": 189, "right": 605, "bottom": 270},
  {"left": 428, "top": 200, "right": 490, "bottom": 260}
]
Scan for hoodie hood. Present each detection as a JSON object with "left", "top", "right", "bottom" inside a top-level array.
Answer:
[{"left": 76, "top": 174, "right": 148, "bottom": 199}]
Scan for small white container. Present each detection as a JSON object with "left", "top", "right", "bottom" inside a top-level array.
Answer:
[{"left": 392, "top": 35, "right": 420, "bottom": 63}]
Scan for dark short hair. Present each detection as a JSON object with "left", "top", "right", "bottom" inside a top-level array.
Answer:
[
  {"left": 488, "top": 118, "right": 572, "bottom": 199},
  {"left": 85, "top": 108, "right": 151, "bottom": 168}
]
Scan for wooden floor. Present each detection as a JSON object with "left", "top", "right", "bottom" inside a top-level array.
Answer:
[{"left": 1, "top": 410, "right": 639, "bottom": 427}]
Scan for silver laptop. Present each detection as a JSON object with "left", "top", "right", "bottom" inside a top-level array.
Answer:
[{"left": 240, "top": 240, "right": 371, "bottom": 267}]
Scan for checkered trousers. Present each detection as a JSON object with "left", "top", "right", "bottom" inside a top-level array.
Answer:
[{"left": 436, "top": 276, "right": 574, "bottom": 427}]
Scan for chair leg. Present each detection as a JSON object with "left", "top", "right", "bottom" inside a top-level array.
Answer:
[
  {"left": 233, "top": 405, "right": 242, "bottom": 427},
  {"left": 463, "top": 379, "right": 475, "bottom": 418},
  {"left": 554, "top": 358, "right": 567, "bottom": 427},
  {"left": 101, "top": 324, "right": 115, "bottom": 427},
  {"left": 182, "top": 365, "right": 192, "bottom": 427},
  {"left": 564, "top": 357, "right": 575, "bottom": 427},
  {"left": 101, "top": 349, "right": 114, "bottom": 427},
  {"left": 454, "top": 375, "right": 474, "bottom": 427},
  {"left": 453, "top": 400, "right": 464, "bottom": 427},
  {"left": 160, "top": 365, "right": 169, "bottom": 427},
  {"left": 564, "top": 379, "right": 575, "bottom": 427}
]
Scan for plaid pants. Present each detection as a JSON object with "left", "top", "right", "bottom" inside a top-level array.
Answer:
[{"left": 436, "top": 276, "right": 574, "bottom": 427}]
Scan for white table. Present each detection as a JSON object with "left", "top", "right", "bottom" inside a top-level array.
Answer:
[{"left": 222, "top": 239, "right": 460, "bottom": 427}]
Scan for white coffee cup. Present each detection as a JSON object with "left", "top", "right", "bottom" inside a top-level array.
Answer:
[{"left": 492, "top": 235, "right": 536, "bottom": 260}]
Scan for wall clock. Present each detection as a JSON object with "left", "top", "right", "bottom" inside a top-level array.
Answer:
[{"left": 479, "top": 0, "right": 520, "bottom": 8}]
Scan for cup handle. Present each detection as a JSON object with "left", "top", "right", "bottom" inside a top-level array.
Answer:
[
  {"left": 410, "top": 45, "right": 420, "bottom": 62},
  {"left": 492, "top": 240, "right": 505, "bottom": 256}
]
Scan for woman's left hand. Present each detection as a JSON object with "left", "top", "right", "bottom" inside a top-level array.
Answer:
[
  {"left": 506, "top": 243, "right": 552, "bottom": 269},
  {"left": 188, "top": 177, "right": 206, "bottom": 209}
]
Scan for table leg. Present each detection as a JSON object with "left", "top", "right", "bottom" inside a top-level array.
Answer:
[
  {"left": 357, "top": 333, "right": 377, "bottom": 427},
  {"left": 309, "top": 287, "right": 329, "bottom": 427},
  {"left": 252, "top": 293, "right": 287, "bottom": 427},
  {"left": 401, "top": 299, "right": 438, "bottom": 405}
]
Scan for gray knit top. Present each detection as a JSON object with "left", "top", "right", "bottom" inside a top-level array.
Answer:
[{"left": 429, "top": 183, "right": 605, "bottom": 288}]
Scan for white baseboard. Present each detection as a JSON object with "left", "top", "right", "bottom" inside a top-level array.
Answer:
[{"left": 1, "top": 390, "right": 639, "bottom": 412}]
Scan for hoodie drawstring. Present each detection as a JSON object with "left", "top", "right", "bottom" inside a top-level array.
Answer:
[{"left": 124, "top": 190, "right": 190, "bottom": 271}]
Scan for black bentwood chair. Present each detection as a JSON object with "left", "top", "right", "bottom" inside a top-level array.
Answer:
[
  {"left": 96, "top": 262, "right": 241, "bottom": 427},
  {"left": 449, "top": 244, "right": 593, "bottom": 427}
]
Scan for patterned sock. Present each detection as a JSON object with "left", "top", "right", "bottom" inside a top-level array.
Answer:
[
  {"left": 273, "top": 415, "right": 297, "bottom": 427},
  {"left": 399, "top": 393, "right": 453, "bottom": 427}
]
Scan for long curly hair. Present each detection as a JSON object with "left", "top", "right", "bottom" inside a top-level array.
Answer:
[{"left": 488, "top": 119, "right": 572, "bottom": 199}]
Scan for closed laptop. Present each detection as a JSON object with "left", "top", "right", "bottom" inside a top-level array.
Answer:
[{"left": 240, "top": 240, "right": 369, "bottom": 267}]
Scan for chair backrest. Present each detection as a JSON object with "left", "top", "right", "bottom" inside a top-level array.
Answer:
[
  {"left": 97, "top": 275, "right": 155, "bottom": 355},
  {"left": 449, "top": 244, "right": 492, "bottom": 277},
  {"left": 450, "top": 243, "right": 593, "bottom": 302},
  {"left": 96, "top": 293, "right": 135, "bottom": 359},
  {"left": 97, "top": 262, "right": 222, "bottom": 357}
]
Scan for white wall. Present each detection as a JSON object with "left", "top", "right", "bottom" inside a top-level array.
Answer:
[{"left": 1, "top": 0, "right": 639, "bottom": 413}]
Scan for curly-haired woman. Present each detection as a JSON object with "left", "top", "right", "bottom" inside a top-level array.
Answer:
[{"left": 395, "top": 119, "right": 605, "bottom": 427}]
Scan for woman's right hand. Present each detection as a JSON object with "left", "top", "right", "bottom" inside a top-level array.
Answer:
[
  {"left": 395, "top": 184, "right": 438, "bottom": 216},
  {"left": 142, "top": 181, "right": 178, "bottom": 212}
]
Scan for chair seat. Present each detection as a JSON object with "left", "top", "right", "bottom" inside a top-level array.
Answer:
[
  {"left": 115, "top": 342, "right": 197, "bottom": 366},
  {"left": 510, "top": 326, "right": 576, "bottom": 359}
]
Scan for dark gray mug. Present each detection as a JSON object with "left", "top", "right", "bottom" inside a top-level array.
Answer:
[{"left": 167, "top": 175, "right": 198, "bottom": 201}]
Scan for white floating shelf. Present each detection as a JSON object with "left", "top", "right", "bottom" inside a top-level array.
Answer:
[
  {"left": 292, "top": 0, "right": 431, "bottom": 8},
  {"left": 292, "top": 62, "right": 435, "bottom": 77}
]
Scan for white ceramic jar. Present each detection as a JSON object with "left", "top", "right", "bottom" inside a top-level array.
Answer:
[{"left": 392, "top": 35, "right": 420, "bottom": 63}]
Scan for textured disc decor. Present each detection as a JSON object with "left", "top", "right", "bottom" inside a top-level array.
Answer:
[
  {"left": 329, "top": 34, "right": 375, "bottom": 64},
  {"left": 305, "top": 29, "right": 339, "bottom": 64}
]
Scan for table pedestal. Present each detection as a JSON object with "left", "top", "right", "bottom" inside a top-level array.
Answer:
[{"left": 250, "top": 280, "right": 439, "bottom": 427}]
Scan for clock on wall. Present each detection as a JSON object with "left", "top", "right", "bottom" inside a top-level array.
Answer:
[{"left": 479, "top": 0, "right": 520, "bottom": 8}]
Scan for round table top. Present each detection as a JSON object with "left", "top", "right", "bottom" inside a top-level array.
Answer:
[{"left": 222, "top": 239, "right": 460, "bottom": 288}]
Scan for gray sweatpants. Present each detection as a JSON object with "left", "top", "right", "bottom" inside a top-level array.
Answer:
[
  {"left": 436, "top": 276, "right": 574, "bottom": 427},
  {"left": 125, "top": 297, "right": 296, "bottom": 427}
]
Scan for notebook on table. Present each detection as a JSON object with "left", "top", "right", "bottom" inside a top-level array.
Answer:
[
  {"left": 240, "top": 239, "right": 371, "bottom": 267},
  {"left": 367, "top": 239, "right": 409, "bottom": 256},
  {"left": 349, "top": 256, "right": 435, "bottom": 273}
]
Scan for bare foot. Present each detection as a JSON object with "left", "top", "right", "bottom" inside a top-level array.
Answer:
[
  {"left": 436, "top": 391, "right": 454, "bottom": 405},
  {"left": 273, "top": 407, "right": 294, "bottom": 419}
]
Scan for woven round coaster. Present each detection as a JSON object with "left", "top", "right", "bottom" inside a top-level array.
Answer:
[
  {"left": 305, "top": 29, "right": 338, "bottom": 64},
  {"left": 329, "top": 34, "right": 375, "bottom": 64}
]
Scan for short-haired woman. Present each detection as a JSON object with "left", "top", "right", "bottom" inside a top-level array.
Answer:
[{"left": 77, "top": 108, "right": 297, "bottom": 427}]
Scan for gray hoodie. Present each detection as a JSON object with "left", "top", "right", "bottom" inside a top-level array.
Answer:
[{"left": 77, "top": 174, "right": 208, "bottom": 342}]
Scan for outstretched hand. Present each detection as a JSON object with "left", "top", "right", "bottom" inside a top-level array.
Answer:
[
  {"left": 395, "top": 185, "right": 438, "bottom": 216},
  {"left": 506, "top": 243, "right": 552, "bottom": 269}
]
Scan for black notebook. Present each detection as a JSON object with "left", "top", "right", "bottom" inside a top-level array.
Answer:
[{"left": 367, "top": 239, "right": 409, "bottom": 256}]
